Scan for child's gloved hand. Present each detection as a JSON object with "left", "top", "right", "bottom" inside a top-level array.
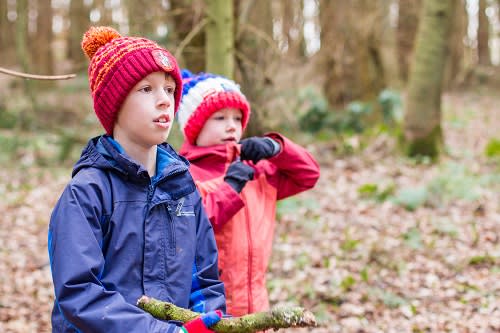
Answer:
[
  {"left": 224, "top": 161, "right": 254, "bottom": 193},
  {"left": 180, "top": 310, "right": 222, "bottom": 333},
  {"left": 240, "top": 137, "right": 281, "bottom": 164}
]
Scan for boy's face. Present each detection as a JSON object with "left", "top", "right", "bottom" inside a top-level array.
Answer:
[
  {"left": 196, "top": 108, "right": 243, "bottom": 147},
  {"left": 113, "top": 71, "right": 176, "bottom": 150}
]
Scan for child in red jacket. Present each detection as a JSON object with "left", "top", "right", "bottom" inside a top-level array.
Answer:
[{"left": 177, "top": 70, "right": 320, "bottom": 316}]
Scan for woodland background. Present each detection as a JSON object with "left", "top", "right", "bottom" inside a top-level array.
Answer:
[{"left": 0, "top": 0, "right": 500, "bottom": 332}]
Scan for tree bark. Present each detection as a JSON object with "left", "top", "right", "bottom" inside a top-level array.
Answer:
[
  {"left": 318, "top": 0, "right": 387, "bottom": 107},
  {"left": 68, "top": 0, "right": 90, "bottom": 69},
  {"left": 33, "top": 0, "right": 54, "bottom": 75},
  {"left": 397, "top": 0, "right": 422, "bottom": 83},
  {"left": 15, "top": 0, "right": 38, "bottom": 129},
  {"left": 0, "top": 0, "right": 16, "bottom": 65},
  {"left": 235, "top": 0, "right": 275, "bottom": 136},
  {"left": 403, "top": 0, "right": 453, "bottom": 158},
  {"left": 477, "top": 0, "right": 490, "bottom": 66},
  {"left": 443, "top": 0, "right": 466, "bottom": 89},
  {"left": 206, "top": 0, "right": 234, "bottom": 78},
  {"left": 137, "top": 296, "right": 317, "bottom": 333}
]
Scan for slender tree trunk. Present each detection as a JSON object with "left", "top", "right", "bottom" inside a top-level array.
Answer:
[
  {"left": 127, "top": 0, "right": 156, "bottom": 37},
  {"left": 477, "top": 0, "right": 490, "bottom": 65},
  {"left": 68, "top": 0, "right": 90, "bottom": 69},
  {"left": 397, "top": 0, "right": 422, "bottom": 83},
  {"left": 0, "top": 0, "right": 16, "bottom": 65},
  {"left": 235, "top": 0, "right": 274, "bottom": 135},
  {"left": 443, "top": 0, "right": 466, "bottom": 89},
  {"left": 206, "top": 0, "right": 234, "bottom": 78},
  {"left": 403, "top": 0, "right": 454, "bottom": 158},
  {"left": 33, "top": 0, "right": 53, "bottom": 75},
  {"left": 15, "top": 0, "right": 37, "bottom": 129},
  {"left": 93, "top": 0, "right": 113, "bottom": 26}
]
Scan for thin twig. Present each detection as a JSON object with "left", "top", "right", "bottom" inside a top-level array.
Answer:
[
  {"left": 0, "top": 66, "right": 76, "bottom": 80},
  {"left": 174, "top": 17, "right": 210, "bottom": 59}
]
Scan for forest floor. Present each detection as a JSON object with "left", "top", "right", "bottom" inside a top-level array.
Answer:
[{"left": 0, "top": 86, "right": 499, "bottom": 333}]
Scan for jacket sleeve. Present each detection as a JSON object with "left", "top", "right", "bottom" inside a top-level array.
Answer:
[
  {"left": 188, "top": 192, "right": 227, "bottom": 313},
  {"left": 48, "top": 181, "right": 182, "bottom": 333},
  {"left": 197, "top": 180, "right": 245, "bottom": 230},
  {"left": 264, "top": 132, "right": 320, "bottom": 200}
]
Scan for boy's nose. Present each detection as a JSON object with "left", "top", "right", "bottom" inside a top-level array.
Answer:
[{"left": 157, "top": 90, "right": 171, "bottom": 109}]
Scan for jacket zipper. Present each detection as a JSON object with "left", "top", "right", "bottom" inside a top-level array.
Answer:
[
  {"left": 242, "top": 192, "right": 253, "bottom": 313},
  {"left": 166, "top": 204, "right": 176, "bottom": 256}
]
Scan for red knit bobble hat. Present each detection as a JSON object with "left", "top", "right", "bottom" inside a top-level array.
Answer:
[
  {"left": 177, "top": 70, "right": 251, "bottom": 145},
  {"left": 81, "top": 26, "right": 182, "bottom": 135}
]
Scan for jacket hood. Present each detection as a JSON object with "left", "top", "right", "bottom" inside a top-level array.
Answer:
[{"left": 73, "top": 136, "right": 189, "bottom": 183}]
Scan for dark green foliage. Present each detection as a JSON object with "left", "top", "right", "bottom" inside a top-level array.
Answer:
[{"left": 298, "top": 88, "right": 401, "bottom": 134}]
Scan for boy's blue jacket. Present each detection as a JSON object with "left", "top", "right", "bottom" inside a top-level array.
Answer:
[{"left": 48, "top": 136, "right": 226, "bottom": 333}]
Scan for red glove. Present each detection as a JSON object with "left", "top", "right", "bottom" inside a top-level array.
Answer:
[{"left": 180, "top": 310, "right": 223, "bottom": 333}]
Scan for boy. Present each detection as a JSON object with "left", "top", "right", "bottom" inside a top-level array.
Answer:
[
  {"left": 177, "top": 70, "right": 320, "bottom": 316},
  {"left": 48, "top": 27, "right": 225, "bottom": 333}
]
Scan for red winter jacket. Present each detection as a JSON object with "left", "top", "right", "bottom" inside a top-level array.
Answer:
[{"left": 180, "top": 133, "right": 320, "bottom": 316}]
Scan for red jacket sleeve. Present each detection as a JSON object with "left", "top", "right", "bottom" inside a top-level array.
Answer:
[
  {"left": 264, "top": 132, "right": 320, "bottom": 200},
  {"left": 196, "top": 179, "right": 245, "bottom": 230}
]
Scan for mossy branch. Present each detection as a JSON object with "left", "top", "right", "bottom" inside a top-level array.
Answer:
[{"left": 137, "top": 295, "right": 317, "bottom": 333}]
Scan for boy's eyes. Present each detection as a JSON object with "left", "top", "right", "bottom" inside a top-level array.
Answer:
[{"left": 138, "top": 85, "right": 175, "bottom": 94}]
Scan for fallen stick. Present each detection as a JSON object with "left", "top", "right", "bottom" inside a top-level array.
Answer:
[{"left": 137, "top": 295, "right": 317, "bottom": 333}]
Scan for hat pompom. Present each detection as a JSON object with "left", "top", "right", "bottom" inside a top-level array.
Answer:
[{"left": 82, "top": 26, "right": 121, "bottom": 59}]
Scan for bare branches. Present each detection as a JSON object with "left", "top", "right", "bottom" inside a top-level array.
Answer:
[{"left": 0, "top": 67, "right": 76, "bottom": 80}]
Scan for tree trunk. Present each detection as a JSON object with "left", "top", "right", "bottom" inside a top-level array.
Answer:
[
  {"left": 403, "top": 0, "right": 453, "bottom": 158},
  {"left": 235, "top": 0, "right": 275, "bottom": 135},
  {"left": 318, "top": 0, "right": 387, "bottom": 108},
  {"left": 169, "top": 0, "right": 206, "bottom": 72},
  {"left": 127, "top": 0, "right": 156, "bottom": 37},
  {"left": 477, "top": 0, "right": 490, "bottom": 66},
  {"left": 280, "top": 0, "right": 305, "bottom": 58},
  {"left": 397, "top": 0, "right": 422, "bottom": 83},
  {"left": 32, "top": 0, "right": 53, "bottom": 75},
  {"left": 68, "top": 0, "right": 90, "bottom": 69},
  {"left": 0, "top": 0, "right": 16, "bottom": 65},
  {"left": 93, "top": 0, "right": 113, "bottom": 26},
  {"left": 206, "top": 0, "right": 234, "bottom": 78},
  {"left": 443, "top": 0, "right": 466, "bottom": 89},
  {"left": 15, "top": 0, "right": 38, "bottom": 129}
]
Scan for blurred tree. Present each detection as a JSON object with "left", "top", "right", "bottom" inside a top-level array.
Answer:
[
  {"left": 93, "top": 0, "right": 113, "bottom": 26},
  {"left": 280, "top": 0, "right": 306, "bottom": 59},
  {"left": 477, "top": 0, "right": 491, "bottom": 65},
  {"left": 127, "top": 0, "right": 156, "bottom": 37},
  {"left": 318, "top": 1, "right": 387, "bottom": 109},
  {"left": 443, "top": 0, "right": 466, "bottom": 89},
  {"left": 403, "top": 0, "right": 453, "bottom": 158},
  {"left": 235, "top": 0, "right": 275, "bottom": 135},
  {"left": 169, "top": 0, "right": 206, "bottom": 72},
  {"left": 15, "top": 0, "right": 38, "bottom": 129},
  {"left": 206, "top": 0, "right": 234, "bottom": 78},
  {"left": 31, "top": 0, "right": 54, "bottom": 75},
  {"left": 397, "top": 0, "right": 421, "bottom": 83},
  {"left": 68, "top": 0, "right": 90, "bottom": 69},
  {"left": 0, "top": 1, "right": 16, "bottom": 65}
]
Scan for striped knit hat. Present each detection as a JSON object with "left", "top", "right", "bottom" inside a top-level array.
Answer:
[
  {"left": 81, "top": 26, "right": 182, "bottom": 135},
  {"left": 177, "top": 70, "right": 250, "bottom": 144}
]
